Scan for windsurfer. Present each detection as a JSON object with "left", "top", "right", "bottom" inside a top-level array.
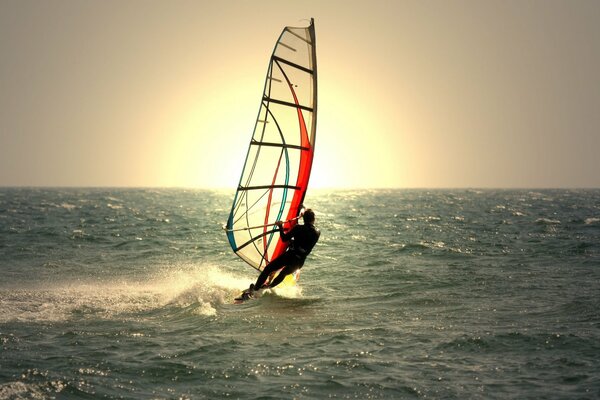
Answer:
[{"left": 246, "top": 209, "right": 320, "bottom": 297}]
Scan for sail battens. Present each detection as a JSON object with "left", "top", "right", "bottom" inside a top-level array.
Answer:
[
  {"left": 263, "top": 96, "right": 313, "bottom": 112},
  {"left": 284, "top": 27, "right": 312, "bottom": 45},
  {"left": 272, "top": 56, "right": 313, "bottom": 75},
  {"left": 226, "top": 19, "right": 317, "bottom": 273},
  {"left": 235, "top": 231, "right": 275, "bottom": 252},
  {"left": 251, "top": 140, "right": 310, "bottom": 151},
  {"left": 239, "top": 184, "right": 302, "bottom": 191},
  {"left": 278, "top": 42, "right": 297, "bottom": 52}
]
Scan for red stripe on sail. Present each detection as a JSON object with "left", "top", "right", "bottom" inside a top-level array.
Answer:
[{"left": 270, "top": 79, "right": 314, "bottom": 261}]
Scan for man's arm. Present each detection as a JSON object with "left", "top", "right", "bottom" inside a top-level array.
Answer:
[{"left": 275, "top": 221, "right": 295, "bottom": 242}]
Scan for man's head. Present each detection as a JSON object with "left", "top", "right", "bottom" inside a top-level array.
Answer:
[{"left": 303, "top": 208, "right": 315, "bottom": 224}]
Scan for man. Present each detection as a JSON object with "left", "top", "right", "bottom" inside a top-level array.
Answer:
[{"left": 245, "top": 208, "right": 320, "bottom": 298}]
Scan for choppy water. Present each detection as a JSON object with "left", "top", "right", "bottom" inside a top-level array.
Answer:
[{"left": 1, "top": 188, "right": 599, "bottom": 399}]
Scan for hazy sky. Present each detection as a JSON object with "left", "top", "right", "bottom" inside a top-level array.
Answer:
[{"left": 1, "top": 0, "right": 599, "bottom": 188}]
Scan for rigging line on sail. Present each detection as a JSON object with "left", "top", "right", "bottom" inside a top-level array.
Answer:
[
  {"left": 262, "top": 148, "right": 287, "bottom": 261},
  {"left": 231, "top": 186, "right": 287, "bottom": 229}
]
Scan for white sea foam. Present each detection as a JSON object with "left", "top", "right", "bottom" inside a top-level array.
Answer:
[
  {"left": 59, "top": 202, "right": 77, "bottom": 210},
  {"left": 0, "top": 264, "right": 256, "bottom": 323},
  {"left": 154, "top": 265, "right": 253, "bottom": 315},
  {"left": 267, "top": 282, "right": 303, "bottom": 299},
  {"left": 0, "top": 381, "right": 47, "bottom": 400}
]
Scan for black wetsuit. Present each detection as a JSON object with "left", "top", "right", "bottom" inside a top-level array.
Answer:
[{"left": 254, "top": 223, "right": 321, "bottom": 289}]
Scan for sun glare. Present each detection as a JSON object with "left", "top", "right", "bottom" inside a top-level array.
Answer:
[{"left": 152, "top": 70, "right": 408, "bottom": 189}]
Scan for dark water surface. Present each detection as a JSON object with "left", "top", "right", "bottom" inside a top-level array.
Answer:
[{"left": 1, "top": 188, "right": 599, "bottom": 399}]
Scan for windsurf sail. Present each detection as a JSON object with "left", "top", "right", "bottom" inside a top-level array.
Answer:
[{"left": 225, "top": 19, "right": 317, "bottom": 274}]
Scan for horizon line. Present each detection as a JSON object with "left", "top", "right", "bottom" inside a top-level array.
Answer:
[{"left": 1, "top": 185, "right": 599, "bottom": 191}]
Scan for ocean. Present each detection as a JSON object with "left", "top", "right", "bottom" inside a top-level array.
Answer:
[{"left": 0, "top": 188, "right": 599, "bottom": 399}]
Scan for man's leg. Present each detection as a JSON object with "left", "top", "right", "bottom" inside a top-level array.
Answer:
[
  {"left": 267, "top": 262, "right": 301, "bottom": 289},
  {"left": 253, "top": 255, "right": 287, "bottom": 290}
]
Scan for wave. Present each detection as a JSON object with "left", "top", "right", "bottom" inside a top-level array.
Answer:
[
  {"left": 391, "top": 241, "right": 472, "bottom": 257},
  {"left": 435, "top": 331, "right": 600, "bottom": 356},
  {"left": 59, "top": 202, "right": 77, "bottom": 210},
  {"left": 535, "top": 218, "right": 561, "bottom": 225},
  {"left": 392, "top": 242, "right": 429, "bottom": 253}
]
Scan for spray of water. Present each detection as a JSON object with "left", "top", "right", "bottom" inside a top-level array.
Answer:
[{"left": 0, "top": 264, "right": 298, "bottom": 322}]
